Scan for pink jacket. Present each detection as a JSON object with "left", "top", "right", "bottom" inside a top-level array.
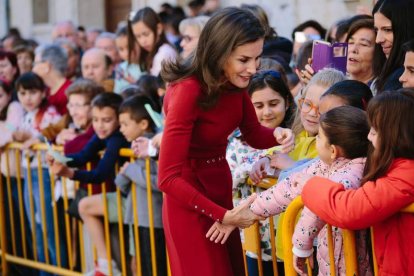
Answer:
[{"left": 251, "top": 157, "right": 371, "bottom": 275}]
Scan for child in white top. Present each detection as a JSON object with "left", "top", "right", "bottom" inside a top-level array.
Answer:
[
  {"left": 14, "top": 72, "right": 64, "bottom": 271},
  {"left": 128, "top": 7, "right": 177, "bottom": 76},
  {"left": 114, "top": 25, "right": 143, "bottom": 93}
]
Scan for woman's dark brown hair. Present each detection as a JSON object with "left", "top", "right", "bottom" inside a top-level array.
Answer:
[
  {"left": 161, "top": 7, "right": 265, "bottom": 109},
  {"left": 320, "top": 105, "right": 370, "bottom": 159},
  {"left": 128, "top": 7, "right": 169, "bottom": 72},
  {"left": 362, "top": 89, "right": 414, "bottom": 183}
]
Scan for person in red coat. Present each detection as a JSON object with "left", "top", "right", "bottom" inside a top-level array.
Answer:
[
  {"left": 299, "top": 89, "right": 414, "bottom": 275},
  {"left": 158, "top": 7, "right": 295, "bottom": 276}
]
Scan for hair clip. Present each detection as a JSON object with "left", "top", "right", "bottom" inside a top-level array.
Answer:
[{"left": 129, "top": 10, "right": 137, "bottom": 21}]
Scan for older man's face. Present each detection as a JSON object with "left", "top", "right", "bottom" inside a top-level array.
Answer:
[
  {"left": 81, "top": 50, "right": 110, "bottom": 85},
  {"left": 53, "top": 23, "right": 77, "bottom": 45}
]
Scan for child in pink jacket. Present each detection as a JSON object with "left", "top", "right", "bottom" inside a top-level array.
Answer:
[{"left": 250, "top": 106, "right": 371, "bottom": 275}]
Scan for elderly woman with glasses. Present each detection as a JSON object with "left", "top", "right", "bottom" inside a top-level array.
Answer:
[{"left": 179, "top": 15, "right": 210, "bottom": 59}]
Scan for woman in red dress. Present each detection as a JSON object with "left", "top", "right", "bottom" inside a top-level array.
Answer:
[{"left": 158, "top": 7, "right": 294, "bottom": 276}]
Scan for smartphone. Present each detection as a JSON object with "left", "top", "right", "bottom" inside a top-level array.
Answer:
[
  {"left": 312, "top": 40, "right": 348, "bottom": 74},
  {"left": 295, "top": 32, "right": 321, "bottom": 43}
]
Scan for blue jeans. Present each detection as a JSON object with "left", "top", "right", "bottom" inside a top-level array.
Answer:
[{"left": 23, "top": 168, "right": 67, "bottom": 275}]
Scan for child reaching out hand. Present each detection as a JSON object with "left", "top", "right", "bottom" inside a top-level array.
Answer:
[{"left": 208, "top": 106, "right": 372, "bottom": 275}]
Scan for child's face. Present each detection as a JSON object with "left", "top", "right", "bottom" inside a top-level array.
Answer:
[
  {"left": 115, "top": 35, "right": 129, "bottom": 62},
  {"left": 132, "top": 21, "right": 156, "bottom": 52},
  {"left": 0, "top": 87, "right": 11, "bottom": 113},
  {"left": 67, "top": 94, "right": 92, "bottom": 129},
  {"left": 251, "top": 87, "right": 287, "bottom": 129},
  {"left": 316, "top": 126, "right": 334, "bottom": 165},
  {"left": 300, "top": 84, "right": 326, "bottom": 136},
  {"left": 17, "top": 52, "right": 33, "bottom": 74},
  {"left": 399, "top": 51, "right": 414, "bottom": 88},
  {"left": 17, "top": 88, "right": 45, "bottom": 112},
  {"left": 367, "top": 127, "right": 378, "bottom": 149},
  {"left": 119, "top": 113, "right": 147, "bottom": 142},
  {"left": 92, "top": 106, "right": 119, "bottom": 139}
]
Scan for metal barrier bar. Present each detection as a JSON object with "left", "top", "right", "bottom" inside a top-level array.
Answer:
[
  {"left": 326, "top": 225, "right": 336, "bottom": 275},
  {"left": 61, "top": 177, "right": 74, "bottom": 269},
  {"left": 282, "top": 196, "right": 304, "bottom": 276},
  {"left": 131, "top": 160, "right": 143, "bottom": 276},
  {"left": 146, "top": 157, "right": 158, "bottom": 276},
  {"left": 49, "top": 161, "right": 62, "bottom": 267},
  {"left": 78, "top": 180, "right": 86, "bottom": 273},
  {"left": 26, "top": 154, "right": 38, "bottom": 261},
  {"left": 13, "top": 149, "right": 28, "bottom": 259},
  {"left": 101, "top": 182, "right": 113, "bottom": 274},
  {"left": 0, "top": 170, "right": 9, "bottom": 275},
  {"left": 2, "top": 253, "right": 82, "bottom": 276},
  {"left": 36, "top": 150, "right": 51, "bottom": 264},
  {"left": 268, "top": 216, "right": 279, "bottom": 276},
  {"left": 116, "top": 188, "right": 127, "bottom": 275},
  {"left": 342, "top": 229, "right": 358, "bottom": 275},
  {"left": 4, "top": 152, "right": 17, "bottom": 256}
]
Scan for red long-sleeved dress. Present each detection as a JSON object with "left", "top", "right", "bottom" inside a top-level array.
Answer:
[{"left": 158, "top": 77, "right": 278, "bottom": 276}]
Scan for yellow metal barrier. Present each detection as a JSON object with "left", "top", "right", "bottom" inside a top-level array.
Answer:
[
  {"left": 0, "top": 142, "right": 167, "bottom": 275},
  {"left": 281, "top": 196, "right": 358, "bottom": 276},
  {"left": 241, "top": 177, "right": 279, "bottom": 276}
]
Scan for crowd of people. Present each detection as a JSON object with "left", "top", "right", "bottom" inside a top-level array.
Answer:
[{"left": 0, "top": 0, "right": 414, "bottom": 275}]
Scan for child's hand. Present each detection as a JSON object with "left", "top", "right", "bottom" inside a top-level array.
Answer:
[
  {"left": 56, "top": 128, "right": 77, "bottom": 145},
  {"left": 249, "top": 157, "right": 269, "bottom": 184},
  {"left": 132, "top": 137, "right": 150, "bottom": 158},
  {"left": 22, "top": 137, "right": 40, "bottom": 150},
  {"left": 13, "top": 129, "right": 32, "bottom": 142},
  {"left": 46, "top": 153, "right": 55, "bottom": 166},
  {"left": 293, "top": 253, "right": 313, "bottom": 275},
  {"left": 50, "top": 161, "right": 74, "bottom": 178},
  {"left": 119, "top": 161, "right": 130, "bottom": 175},
  {"left": 222, "top": 193, "right": 265, "bottom": 228},
  {"left": 270, "top": 152, "right": 296, "bottom": 170},
  {"left": 273, "top": 127, "right": 295, "bottom": 153},
  {"left": 206, "top": 222, "right": 236, "bottom": 244}
]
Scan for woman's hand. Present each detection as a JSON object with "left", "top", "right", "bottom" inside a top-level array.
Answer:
[
  {"left": 274, "top": 127, "right": 295, "bottom": 153},
  {"left": 296, "top": 58, "right": 315, "bottom": 85},
  {"left": 206, "top": 222, "right": 236, "bottom": 244},
  {"left": 293, "top": 253, "right": 313, "bottom": 275},
  {"left": 249, "top": 157, "right": 269, "bottom": 184},
  {"left": 222, "top": 194, "right": 264, "bottom": 228}
]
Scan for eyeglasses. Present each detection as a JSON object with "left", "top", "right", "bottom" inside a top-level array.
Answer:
[
  {"left": 298, "top": 98, "right": 320, "bottom": 115},
  {"left": 67, "top": 103, "right": 90, "bottom": 110}
]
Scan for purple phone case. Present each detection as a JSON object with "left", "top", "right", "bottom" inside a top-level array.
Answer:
[{"left": 312, "top": 41, "right": 348, "bottom": 74}]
